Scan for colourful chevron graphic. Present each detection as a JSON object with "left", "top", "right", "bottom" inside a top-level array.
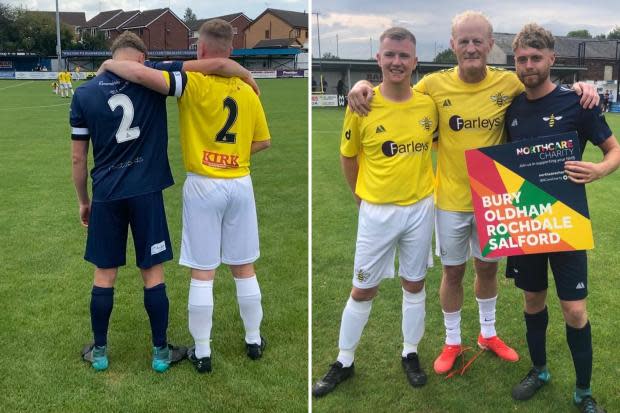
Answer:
[{"left": 465, "top": 132, "right": 593, "bottom": 258}]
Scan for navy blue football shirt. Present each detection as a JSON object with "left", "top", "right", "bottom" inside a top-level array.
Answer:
[
  {"left": 70, "top": 62, "right": 185, "bottom": 201},
  {"left": 505, "top": 85, "right": 612, "bottom": 151}
]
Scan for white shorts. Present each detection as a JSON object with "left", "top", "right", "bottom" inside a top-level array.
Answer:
[
  {"left": 435, "top": 208, "right": 501, "bottom": 265},
  {"left": 60, "top": 82, "right": 68, "bottom": 89},
  {"left": 352, "top": 196, "right": 434, "bottom": 289},
  {"left": 180, "top": 173, "right": 259, "bottom": 270}
]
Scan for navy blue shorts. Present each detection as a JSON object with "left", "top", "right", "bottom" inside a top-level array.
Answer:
[
  {"left": 85, "top": 191, "right": 173, "bottom": 269},
  {"left": 506, "top": 250, "right": 587, "bottom": 301}
]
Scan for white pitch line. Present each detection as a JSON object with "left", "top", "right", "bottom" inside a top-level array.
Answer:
[
  {"left": 0, "top": 102, "right": 70, "bottom": 111},
  {"left": 0, "top": 81, "right": 34, "bottom": 91}
]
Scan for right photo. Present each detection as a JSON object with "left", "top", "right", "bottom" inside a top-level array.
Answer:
[{"left": 311, "top": 2, "right": 620, "bottom": 412}]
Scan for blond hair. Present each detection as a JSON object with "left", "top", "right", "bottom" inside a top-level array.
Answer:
[
  {"left": 512, "top": 23, "right": 555, "bottom": 51},
  {"left": 199, "top": 19, "right": 233, "bottom": 51},
  {"left": 110, "top": 31, "right": 147, "bottom": 56}
]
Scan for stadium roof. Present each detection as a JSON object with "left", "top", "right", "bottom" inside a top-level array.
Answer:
[
  {"left": 83, "top": 10, "right": 123, "bottom": 28},
  {"left": 254, "top": 38, "right": 303, "bottom": 49},
  {"left": 99, "top": 10, "right": 140, "bottom": 30},
  {"left": 190, "top": 13, "right": 251, "bottom": 31},
  {"left": 232, "top": 48, "right": 303, "bottom": 56},
  {"left": 312, "top": 58, "right": 587, "bottom": 77},
  {"left": 255, "top": 8, "right": 308, "bottom": 29},
  {"left": 29, "top": 11, "right": 86, "bottom": 27},
  {"left": 494, "top": 32, "right": 619, "bottom": 59}
]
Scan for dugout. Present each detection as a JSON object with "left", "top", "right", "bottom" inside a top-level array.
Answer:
[{"left": 0, "top": 53, "right": 53, "bottom": 72}]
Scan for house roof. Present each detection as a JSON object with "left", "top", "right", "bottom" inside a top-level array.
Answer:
[
  {"left": 30, "top": 11, "right": 86, "bottom": 27},
  {"left": 190, "top": 13, "right": 251, "bottom": 31},
  {"left": 493, "top": 32, "right": 618, "bottom": 59},
  {"left": 254, "top": 38, "right": 303, "bottom": 49},
  {"left": 84, "top": 9, "right": 123, "bottom": 28},
  {"left": 255, "top": 8, "right": 308, "bottom": 29},
  {"left": 99, "top": 10, "right": 140, "bottom": 30},
  {"left": 122, "top": 8, "right": 189, "bottom": 30}
]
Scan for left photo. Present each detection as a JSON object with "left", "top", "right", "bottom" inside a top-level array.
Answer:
[{"left": 0, "top": 2, "right": 308, "bottom": 411}]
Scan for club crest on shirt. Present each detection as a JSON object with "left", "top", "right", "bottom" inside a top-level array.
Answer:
[
  {"left": 356, "top": 268, "right": 370, "bottom": 283},
  {"left": 542, "top": 114, "right": 562, "bottom": 128},
  {"left": 490, "top": 92, "right": 511, "bottom": 107},
  {"left": 419, "top": 117, "right": 433, "bottom": 131}
]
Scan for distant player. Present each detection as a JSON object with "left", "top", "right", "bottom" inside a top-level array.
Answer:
[
  {"left": 100, "top": 20, "right": 271, "bottom": 374},
  {"left": 313, "top": 27, "right": 437, "bottom": 397},
  {"left": 57, "top": 71, "right": 66, "bottom": 97},
  {"left": 65, "top": 70, "right": 75, "bottom": 97},
  {"left": 51, "top": 81, "right": 58, "bottom": 94},
  {"left": 505, "top": 24, "right": 620, "bottom": 413},
  {"left": 70, "top": 32, "right": 188, "bottom": 372}
]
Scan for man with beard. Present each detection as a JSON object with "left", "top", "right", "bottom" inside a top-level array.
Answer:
[{"left": 506, "top": 23, "right": 619, "bottom": 413}]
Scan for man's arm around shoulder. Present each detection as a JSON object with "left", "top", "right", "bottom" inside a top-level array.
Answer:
[{"left": 99, "top": 59, "right": 170, "bottom": 95}]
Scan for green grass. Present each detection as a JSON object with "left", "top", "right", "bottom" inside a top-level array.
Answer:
[
  {"left": 0, "top": 78, "right": 308, "bottom": 412},
  {"left": 312, "top": 108, "right": 620, "bottom": 413}
]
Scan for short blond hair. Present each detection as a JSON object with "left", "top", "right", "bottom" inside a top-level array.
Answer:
[
  {"left": 199, "top": 19, "right": 233, "bottom": 51},
  {"left": 451, "top": 10, "right": 493, "bottom": 39},
  {"left": 512, "top": 23, "right": 555, "bottom": 51},
  {"left": 111, "top": 31, "right": 147, "bottom": 56},
  {"left": 379, "top": 27, "right": 416, "bottom": 45}
]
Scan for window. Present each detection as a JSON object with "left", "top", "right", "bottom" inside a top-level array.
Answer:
[
  {"left": 296, "top": 29, "right": 301, "bottom": 37},
  {"left": 265, "top": 30, "right": 270, "bottom": 39},
  {"left": 233, "top": 27, "right": 238, "bottom": 35}
]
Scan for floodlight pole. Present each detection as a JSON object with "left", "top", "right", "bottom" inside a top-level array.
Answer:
[
  {"left": 55, "top": 0, "right": 62, "bottom": 70},
  {"left": 313, "top": 12, "right": 323, "bottom": 91}
]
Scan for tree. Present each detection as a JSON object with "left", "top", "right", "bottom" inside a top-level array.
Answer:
[
  {"left": 183, "top": 8, "right": 197, "bottom": 28},
  {"left": 566, "top": 30, "right": 592, "bottom": 38},
  {"left": 322, "top": 52, "right": 340, "bottom": 60},
  {"left": 76, "top": 31, "right": 107, "bottom": 51},
  {"left": 14, "top": 10, "right": 74, "bottom": 55},
  {"left": 607, "top": 25, "right": 620, "bottom": 40},
  {"left": 433, "top": 48, "right": 456, "bottom": 64}
]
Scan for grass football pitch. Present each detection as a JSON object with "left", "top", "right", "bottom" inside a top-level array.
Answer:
[
  {"left": 0, "top": 78, "right": 308, "bottom": 412},
  {"left": 312, "top": 108, "right": 620, "bottom": 413}
]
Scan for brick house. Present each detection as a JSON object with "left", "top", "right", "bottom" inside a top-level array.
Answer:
[
  {"left": 189, "top": 13, "right": 252, "bottom": 50},
  {"left": 79, "top": 8, "right": 189, "bottom": 50},
  {"left": 244, "top": 8, "right": 308, "bottom": 49}
]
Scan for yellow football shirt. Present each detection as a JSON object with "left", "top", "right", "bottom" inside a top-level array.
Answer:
[
  {"left": 177, "top": 73, "right": 270, "bottom": 178},
  {"left": 340, "top": 86, "right": 437, "bottom": 206},
  {"left": 414, "top": 66, "right": 524, "bottom": 212}
]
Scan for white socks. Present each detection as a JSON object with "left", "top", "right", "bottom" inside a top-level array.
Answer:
[
  {"left": 477, "top": 295, "right": 497, "bottom": 339},
  {"left": 235, "top": 275, "right": 263, "bottom": 344},
  {"left": 188, "top": 278, "right": 214, "bottom": 358},
  {"left": 402, "top": 287, "right": 426, "bottom": 357},
  {"left": 443, "top": 310, "right": 462, "bottom": 345},
  {"left": 337, "top": 297, "right": 372, "bottom": 367},
  {"left": 234, "top": 276, "right": 263, "bottom": 345}
]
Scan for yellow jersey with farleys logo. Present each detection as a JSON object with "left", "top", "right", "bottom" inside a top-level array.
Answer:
[
  {"left": 414, "top": 66, "right": 524, "bottom": 212},
  {"left": 177, "top": 73, "right": 270, "bottom": 178},
  {"left": 340, "top": 86, "right": 437, "bottom": 206}
]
